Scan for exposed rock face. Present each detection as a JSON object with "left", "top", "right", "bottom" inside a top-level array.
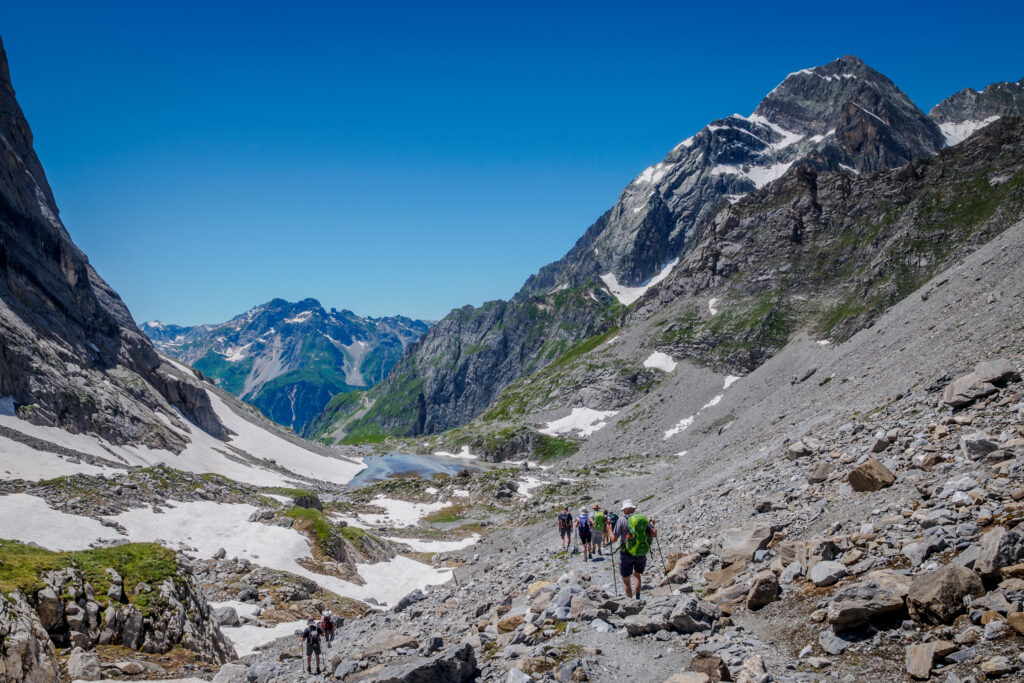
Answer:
[
  {"left": 141, "top": 298, "right": 430, "bottom": 433},
  {"left": 0, "top": 37, "right": 225, "bottom": 450},
  {"left": 34, "top": 563, "right": 235, "bottom": 664},
  {"left": 0, "top": 591, "right": 59, "bottom": 683}
]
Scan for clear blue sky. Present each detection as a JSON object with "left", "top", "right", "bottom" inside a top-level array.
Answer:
[{"left": 3, "top": 1, "right": 1022, "bottom": 324}]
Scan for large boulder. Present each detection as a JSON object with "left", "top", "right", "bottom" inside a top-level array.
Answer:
[
  {"left": 906, "top": 565, "right": 984, "bottom": 625},
  {"left": 976, "top": 527, "right": 1024, "bottom": 578},
  {"left": 720, "top": 522, "right": 773, "bottom": 566},
  {"left": 848, "top": 457, "right": 895, "bottom": 492},
  {"left": 669, "top": 597, "right": 721, "bottom": 633},
  {"left": 746, "top": 571, "right": 779, "bottom": 610},
  {"left": 942, "top": 359, "right": 1018, "bottom": 407},
  {"left": 33, "top": 587, "right": 63, "bottom": 631},
  {"left": 357, "top": 642, "right": 477, "bottom": 682},
  {"left": 211, "top": 606, "right": 240, "bottom": 627},
  {"left": 827, "top": 571, "right": 911, "bottom": 629},
  {"left": 779, "top": 539, "right": 839, "bottom": 570},
  {"left": 66, "top": 648, "right": 101, "bottom": 680},
  {"left": 809, "top": 561, "right": 847, "bottom": 587}
]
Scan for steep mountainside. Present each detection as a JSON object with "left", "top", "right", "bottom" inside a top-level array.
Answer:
[
  {"left": 141, "top": 299, "right": 428, "bottom": 432},
  {"left": 318, "top": 55, "right": 985, "bottom": 442},
  {"left": 930, "top": 76, "right": 1024, "bottom": 145},
  {"left": 0, "top": 37, "right": 228, "bottom": 450}
]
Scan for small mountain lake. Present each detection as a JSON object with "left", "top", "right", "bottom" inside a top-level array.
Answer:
[{"left": 348, "top": 452, "right": 500, "bottom": 487}]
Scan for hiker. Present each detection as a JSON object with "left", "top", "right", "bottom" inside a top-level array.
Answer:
[
  {"left": 300, "top": 617, "right": 322, "bottom": 674},
  {"left": 557, "top": 505, "right": 573, "bottom": 549},
  {"left": 575, "top": 507, "right": 593, "bottom": 560},
  {"left": 591, "top": 503, "right": 605, "bottom": 556},
  {"left": 611, "top": 499, "right": 657, "bottom": 599},
  {"left": 605, "top": 507, "right": 618, "bottom": 549},
  {"left": 320, "top": 609, "right": 335, "bottom": 648},
  {"left": 602, "top": 508, "right": 614, "bottom": 548}
]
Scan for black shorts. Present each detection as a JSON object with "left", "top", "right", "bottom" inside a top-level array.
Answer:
[
  {"left": 619, "top": 552, "right": 647, "bottom": 577},
  {"left": 579, "top": 529, "right": 592, "bottom": 544},
  {"left": 560, "top": 526, "right": 570, "bottom": 538},
  {"left": 306, "top": 640, "right": 321, "bottom": 656}
]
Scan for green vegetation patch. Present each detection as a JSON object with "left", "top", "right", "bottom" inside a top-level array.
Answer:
[
  {"left": 0, "top": 540, "right": 178, "bottom": 613},
  {"left": 533, "top": 434, "right": 579, "bottom": 462}
]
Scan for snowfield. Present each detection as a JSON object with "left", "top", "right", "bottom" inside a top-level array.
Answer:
[
  {"left": 0, "top": 495, "right": 451, "bottom": 607},
  {"left": 540, "top": 407, "right": 618, "bottom": 438},
  {"left": 384, "top": 534, "right": 480, "bottom": 552}
]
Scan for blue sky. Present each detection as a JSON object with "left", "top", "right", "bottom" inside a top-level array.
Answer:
[{"left": 3, "top": 1, "right": 1022, "bottom": 324}]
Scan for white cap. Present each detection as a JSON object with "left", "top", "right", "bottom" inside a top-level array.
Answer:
[
  {"left": 621, "top": 500, "right": 636, "bottom": 510},
  {"left": 324, "top": 609, "right": 331, "bottom": 616}
]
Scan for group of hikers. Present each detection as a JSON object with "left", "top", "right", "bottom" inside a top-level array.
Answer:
[
  {"left": 557, "top": 499, "right": 657, "bottom": 599},
  {"left": 298, "top": 609, "right": 339, "bottom": 674}
]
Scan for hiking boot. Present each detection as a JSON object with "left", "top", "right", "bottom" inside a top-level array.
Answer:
[
  {"left": 316, "top": 668, "right": 321, "bottom": 675},
  {"left": 307, "top": 666, "right": 312, "bottom": 674}
]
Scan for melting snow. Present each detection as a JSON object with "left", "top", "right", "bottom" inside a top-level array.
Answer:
[
  {"left": 817, "top": 340, "right": 831, "bottom": 346},
  {"left": 384, "top": 535, "right": 480, "bottom": 552},
  {"left": 634, "top": 162, "right": 672, "bottom": 185},
  {"left": 284, "top": 311, "right": 314, "bottom": 324},
  {"left": 711, "top": 162, "right": 794, "bottom": 189},
  {"left": 540, "top": 407, "right": 618, "bottom": 438},
  {"left": 432, "top": 445, "right": 478, "bottom": 460},
  {"left": 0, "top": 493, "right": 112, "bottom": 550},
  {"left": 708, "top": 298, "right": 719, "bottom": 315},
  {"left": 664, "top": 415, "right": 695, "bottom": 440},
  {"left": 517, "top": 476, "right": 543, "bottom": 498},
  {"left": 222, "top": 343, "right": 251, "bottom": 363},
  {"left": 643, "top": 352, "right": 677, "bottom": 373},
  {"left": 939, "top": 116, "right": 1001, "bottom": 146},
  {"left": 600, "top": 258, "right": 678, "bottom": 306},
  {"left": 358, "top": 496, "right": 446, "bottom": 528},
  {"left": 222, "top": 619, "right": 303, "bottom": 657},
  {"left": 664, "top": 374, "right": 741, "bottom": 440}
]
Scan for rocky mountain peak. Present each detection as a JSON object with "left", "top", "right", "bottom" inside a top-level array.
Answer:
[{"left": 929, "top": 77, "right": 1024, "bottom": 146}]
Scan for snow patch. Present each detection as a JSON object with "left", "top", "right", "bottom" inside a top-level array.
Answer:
[
  {"left": 664, "top": 416, "right": 695, "bottom": 440},
  {"left": 600, "top": 258, "right": 678, "bottom": 306},
  {"left": 723, "top": 375, "right": 742, "bottom": 389},
  {"left": 222, "top": 343, "right": 251, "bottom": 363},
  {"left": 634, "top": 162, "right": 672, "bottom": 185},
  {"left": 711, "top": 162, "right": 794, "bottom": 189},
  {"left": 0, "top": 493, "right": 111, "bottom": 550},
  {"left": 517, "top": 476, "right": 543, "bottom": 498},
  {"left": 816, "top": 340, "right": 831, "bottom": 346},
  {"left": 359, "top": 496, "right": 446, "bottom": 528},
  {"left": 282, "top": 311, "right": 313, "bottom": 325},
  {"left": 540, "top": 407, "right": 618, "bottom": 438},
  {"left": 708, "top": 298, "right": 719, "bottom": 315},
  {"left": 223, "top": 619, "right": 303, "bottom": 657},
  {"left": 432, "top": 445, "right": 478, "bottom": 460},
  {"left": 384, "top": 534, "right": 480, "bottom": 552},
  {"left": 643, "top": 351, "right": 676, "bottom": 373},
  {"left": 939, "top": 116, "right": 1001, "bottom": 146}
]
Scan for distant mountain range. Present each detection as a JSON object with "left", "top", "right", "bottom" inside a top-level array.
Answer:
[
  {"left": 315, "top": 56, "right": 1024, "bottom": 442},
  {"left": 141, "top": 299, "right": 430, "bottom": 433}
]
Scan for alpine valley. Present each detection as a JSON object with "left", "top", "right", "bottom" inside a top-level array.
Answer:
[
  {"left": 5, "top": 30, "right": 1024, "bottom": 683},
  {"left": 140, "top": 300, "right": 430, "bottom": 435}
]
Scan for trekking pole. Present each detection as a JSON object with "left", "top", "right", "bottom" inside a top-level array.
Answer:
[
  {"left": 610, "top": 544, "right": 619, "bottom": 596},
  {"left": 654, "top": 534, "right": 668, "bottom": 575}
]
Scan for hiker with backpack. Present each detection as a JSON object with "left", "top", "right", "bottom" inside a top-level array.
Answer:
[
  {"left": 611, "top": 499, "right": 657, "bottom": 599},
  {"left": 320, "top": 609, "right": 336, "bottom": 648},
  {"left": 300, "top": 617, "right": 323, "bottom": 674},
  {"left": 575, "top": 507, "right": 593, "bottom": 561},
  {"left": 557, "top": 506, "right": 573, "bottom": 550},
  {"left": 602, "top": 508, "right": 614, "bottom": 548},
  {"left": 590, "top": 504, "right": 605, "bottom": 556}
]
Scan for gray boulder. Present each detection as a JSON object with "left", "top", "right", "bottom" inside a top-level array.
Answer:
[
  {"left": 960, "top": 432, "right": 999, "bottom": 460},
  {"left": 809, "top": 561, "right": 847, "bottom": 587},
  {"left": 357, "top": 642, "right": 477, "bottom": 682},
  {"left": 943, "top": 359, "right": 1018, "bottom": 407},
  {"left": 66, "top": 648, "right": 101, "bottom": 681},
  {"left": 720, "top": 522, "right": 773, "bottom": 566},
  {"left": 827, "top": 571, "right": 911, "bottom": 629},
  {"left": 746, "top": 570, "right": 780, "bottom": 610},
  {"left": 906, "top": 565, "right": 984, "bottom": 625},
  {"left": 211, "top": 606, "right": 240, "bottom": 627},
  {"left": 976, "top": 526, "right": 1024, "bottom": 578}
]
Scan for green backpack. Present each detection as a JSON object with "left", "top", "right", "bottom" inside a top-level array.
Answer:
[
  {"left": 624, "top": 514, "right": 651, "bottom": 557},
  {"left": 592, "top": 511, "right": 605, "bottom": 531}
]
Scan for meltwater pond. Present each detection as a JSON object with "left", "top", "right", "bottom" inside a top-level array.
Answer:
[{"left": 348, "top": 452, "right": 496, "bottom": 487}]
